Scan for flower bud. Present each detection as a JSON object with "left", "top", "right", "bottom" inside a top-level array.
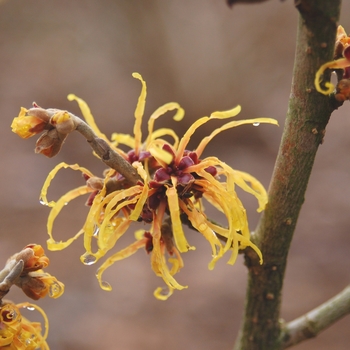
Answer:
[
  {"left": 35, "top": 129, "right": 67, "bottom": 158},
  {"left": 51, "top": 110, "right": 76, "bottom": 134},
  {"left": 16, "top": 270, "right": 64, "bottom": 300}
]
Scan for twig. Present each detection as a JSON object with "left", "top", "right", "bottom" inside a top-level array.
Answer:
[
  {"left": 281, "top": 284, "right": 350, "bottom": 348},
  {"left": 0, "top": 260, "right": 24, "bottom": 303},
  {"left": 74, "top": 119, "right": 141, "bottom": 185}
]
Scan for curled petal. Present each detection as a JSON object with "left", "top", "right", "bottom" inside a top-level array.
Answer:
[
  {"left": 40, "top": 162, "right": 94, "bottom": 207},
  {"left": 46, "top": 186, "right": 92, "bottom": 251},
  {"left": 132, "top": 72, "right": 147, "bottom": 155},
  {"left": 16, "top": 302, "right": 50, "bottom": 346},
  {"left": 314, "top": 57, "right": 350, "bottom": 95},
  {"left": 146, "top": 102, "right": 184, "bottom": 149},
  {"left": 67, "top": 94, "right": 108, "bottom": 141},
  {"left": 148, "top": 128, "right": 180, "bottom": 149},
  {"left": 95, "top": 237, "right": 148, "bottom": 291},
  {"left": 153, "top": 286, "right": 174, "bottom": 301},
  {"left": 196, "top": 117, "right": 279, "bottom": 158}
]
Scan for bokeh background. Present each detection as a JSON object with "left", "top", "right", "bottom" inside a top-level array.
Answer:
[{"left": 1, "top": 0, "right": 350, "bottom": 349}]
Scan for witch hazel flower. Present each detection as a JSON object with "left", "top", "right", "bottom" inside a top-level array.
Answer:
[
  {"left": 12, "top": 73, "right": 278, "bottom": 300},
  {"left": 315, "top": 25, "right": 350, "bottom": 100},
  {"left": 0, "top": 302, "right": 50, "bottom": 350}
]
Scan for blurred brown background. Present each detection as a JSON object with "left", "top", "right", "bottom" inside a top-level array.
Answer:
[{"left": 1, "top": 1, "right": 350, "bottom": 349}]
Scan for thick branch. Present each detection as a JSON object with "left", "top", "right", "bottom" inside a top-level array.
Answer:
[
  {"left": 281, "top": 284, "right": 350, "bottom": 348},
  {"left": 234, "top": 1, "right": 341, "bottom": 349}
]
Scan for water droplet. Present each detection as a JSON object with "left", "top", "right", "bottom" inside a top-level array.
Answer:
[
  {"left": 101, "top": 281, "right": 112, "bottom": 291},
  {"left": 64, "top": 202, "right": 68, "bottom": 206},
  {"left": 49, "top": 282, "right": 63, "bottom": 298},
  {"left": 26, "top": 306, "right": 35, "bottom": 311},
  {"left": 93, "top": 227, "right": 100, "bottom": 236},
  {"left": 82, "top": 253, "right": 97, "bottom": 265},
  {"left": 253, "top": 122, "right": 260, "bottom": 126},
  {"left": 39, "top": 200, "right": 48, "bottom": 206},
  {"left": 198, "top": 223, "right": 207, "bottom": 232},
  {"left": 25, "top": 339, "right": 33, "bottom": 346}
]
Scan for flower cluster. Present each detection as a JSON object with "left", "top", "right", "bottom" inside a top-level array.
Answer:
[
  {"left": 0, "top": 245, "right": 64, "bottom": 349},
  {"left": 12, "top": 73, "right": 277, "bottom": 300},
  {"left": 315, "top": 25, "right": 350, "bottom": 99},
  {"left": 0, "top": 302, "right": 49, "bottom": 350}
]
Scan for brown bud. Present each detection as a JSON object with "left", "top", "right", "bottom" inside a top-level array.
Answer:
[
  {"left": 335, "top": 79, "right": 350, "bottom": 101},
  {"left": 35, "top": 129, "right": 67, "bottom": 158},
  {"left": 86, "top": 176, "right": 104, "bottom": 190}
]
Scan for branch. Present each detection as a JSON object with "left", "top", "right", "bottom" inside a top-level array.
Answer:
[
  {"left": 74, "top": 119, "right": 141, "bottom": 185},
  {"left": 234, "top": 1, "right": 342, "bottom": 349},
  {"left": 281, "top": 285, "right": 350, "bottom": 348},
  {"left": 0, "top": 260, "right": 24, "bottom": 302}
]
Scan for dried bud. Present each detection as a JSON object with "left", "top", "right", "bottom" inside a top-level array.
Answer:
[
  {"left": 86, "top": 176, "right": 104, "bottom": 190},
  {"left": 335, "top": 79, "right": 350, "bottom": 101},
  {"left": 35, "top": 129, "right": 67, "bottom": 158},
  {"left": 2, "top": 244, "right": 64, "bottom": 301},
  {"left": 17, "top": 270, "right": 64, "bottom": 300}
]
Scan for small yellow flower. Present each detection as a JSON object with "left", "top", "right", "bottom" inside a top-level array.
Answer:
[
  {"left": 11, "top": 108, "right": 48, "bottom": 139},
  {"left": 0, "top": 302, "right": 49, "bottom": 350},
  {"left": 315, "top": 25, "right": 350, "bottom": 95},
  {"left": 37, "top": 73, "right": 277, "bottom": 299}
]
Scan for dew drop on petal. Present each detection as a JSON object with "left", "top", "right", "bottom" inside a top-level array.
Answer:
[
  {"left": 93, "top": 225, "right": 100, "bottom": 236},
  {"left": 198, "top": 223, "right": 207, "bottom": 232},
  {"left": 82, "top": 254, "right": 97, "bottom": 265},
  {"left": 101, "top": 281, "right": 112, "bottom": 291},
  {"left": 26, "top": 306, "right": 35, "bottom": 311},
  {"left": 253, "top": 122, "right": 260, "bottom": 126},
  {"left": 39, "top": 200, "right": 48, "bottom": 206},
  {"left": 49, "top": 282, "right": 64, "bottom": 298}
]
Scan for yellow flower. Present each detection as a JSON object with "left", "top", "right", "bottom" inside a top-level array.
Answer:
[
  {"left": 315, "top": 25, "right": 350, "bottom": 95},
  {"left": 11, "top": 107, "right": 48, "bottom": 139},
  {"left": 39, "top": 73, "right": 278, "bottom": 299},
  {"left": 0, "top": 302, "right": 49, "bottom": 350}
]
